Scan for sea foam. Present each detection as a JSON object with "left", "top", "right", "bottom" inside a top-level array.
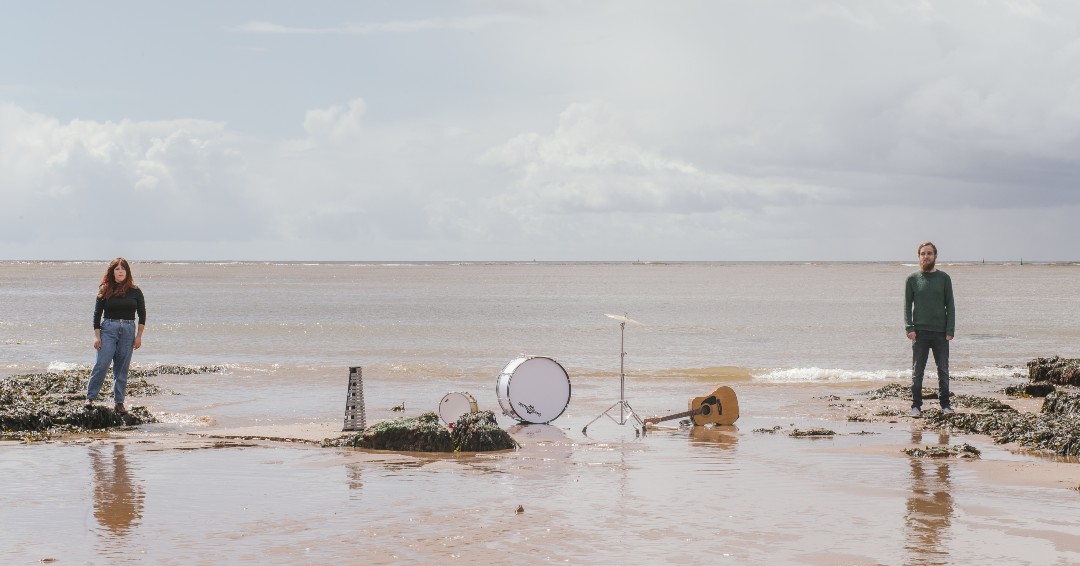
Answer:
[{"left": 756, "top": 367, "right": 910, "bottom": 383}]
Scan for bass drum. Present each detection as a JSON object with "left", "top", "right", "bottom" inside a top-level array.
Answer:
[
  {"left": 438, "top": 392, "right": 478, "bottom": 427},
  {"left": 496, "top": 356, "right": 571, "bottom": 424}
]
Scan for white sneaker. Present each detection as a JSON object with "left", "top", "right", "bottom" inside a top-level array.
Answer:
[
  {"left": 910, "top": 407, "right": 922, "bottom": 417},
  {"left": 942, "top": 407, "right": 954, "bottom": 414}
]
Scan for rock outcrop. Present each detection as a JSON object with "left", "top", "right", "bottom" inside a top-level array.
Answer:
[{"left": 324, "top": 410, "right": 519, "bottom": 452}]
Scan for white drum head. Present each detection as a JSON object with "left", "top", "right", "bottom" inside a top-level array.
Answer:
[
  {"left": 496, "top": 356, "right": 571, "bottom": 424},
  {"left": 438, "top": 392, "right": 478, "bottom": 426}
]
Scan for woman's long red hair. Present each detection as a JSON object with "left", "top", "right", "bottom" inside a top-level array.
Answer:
[{"left": 98, "top": 257, "right": 137, "bottom": 299}]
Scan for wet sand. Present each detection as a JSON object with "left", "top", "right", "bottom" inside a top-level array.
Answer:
[{"left": 4, "top": 374, "right": 1080, "bottom": 565}]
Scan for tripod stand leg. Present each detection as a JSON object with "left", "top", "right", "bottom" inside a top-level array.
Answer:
[
  {"left": 581, "top": 400, "right": 624, "bottom": 434},
  {"left": 621, "top": 400, "right": 645, "bottom": 430},
  {"left": 581, "top": 400, "right": 645, "bottom": 435}
]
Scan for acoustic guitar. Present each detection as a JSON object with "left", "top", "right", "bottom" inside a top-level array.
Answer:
[{"left": 643, "top": 385, "right": 740, "bottom": 427}]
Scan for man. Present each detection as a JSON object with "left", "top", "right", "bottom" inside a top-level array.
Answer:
[{"left": 904, "top": 241, "right": 955, "bottom": 417}]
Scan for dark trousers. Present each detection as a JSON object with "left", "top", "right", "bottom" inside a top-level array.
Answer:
[{"left": 911, "top": 330, "right": 950, "bottom": 409}]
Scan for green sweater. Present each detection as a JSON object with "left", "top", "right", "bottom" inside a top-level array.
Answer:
[{"left": 904, "top": 270, "right": 955, "bottom": 335}]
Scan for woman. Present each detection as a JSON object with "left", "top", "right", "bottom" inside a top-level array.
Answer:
[{"left": 87, "top": 257, "right": 146, "bottom": 414}]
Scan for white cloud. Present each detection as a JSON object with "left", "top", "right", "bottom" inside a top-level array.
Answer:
[
  {"left": 232, "top": 15, "right": 531, "bottom": 35},
  {"left": 483, "top": 101, "right": 830, "bottom": 217},
  {"left": 302, "top": 98, "right": 367, "bottom": 142},
  {"left": 0, "top": 103, "right": 257, "bottom": 244}
]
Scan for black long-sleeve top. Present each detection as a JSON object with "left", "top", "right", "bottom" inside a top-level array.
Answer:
[{"left": 93, "top": 287, "right": 147, "bottom": 329}]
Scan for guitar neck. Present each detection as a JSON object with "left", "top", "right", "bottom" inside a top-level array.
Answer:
[{"left": 644, "top": 407, "right": 703, "bottom": 425}]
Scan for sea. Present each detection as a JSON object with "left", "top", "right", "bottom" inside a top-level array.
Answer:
[
  {"left": 2, "top": 261, "right": 1079, "bottom": 564},
  {"left": 6, "top": 260, "right": 1080, "bottom": 382}
]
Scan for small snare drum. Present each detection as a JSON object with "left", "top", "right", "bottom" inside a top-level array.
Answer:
[{"left": 438, "top": 391, "right": 479, "bottom": 426}]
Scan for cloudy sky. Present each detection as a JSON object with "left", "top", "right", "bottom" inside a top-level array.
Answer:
[{"left": 3, "top": 1, "right": 1079, "bottom": 261}]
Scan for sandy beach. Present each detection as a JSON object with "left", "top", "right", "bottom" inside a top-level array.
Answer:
[{"left": 4, "top": 369, "right": 1080, "bottom": 565}]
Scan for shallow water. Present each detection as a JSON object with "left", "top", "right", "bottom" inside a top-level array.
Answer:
[{"left": 5, "top": 373, "right": 1080, "bottom": 565}]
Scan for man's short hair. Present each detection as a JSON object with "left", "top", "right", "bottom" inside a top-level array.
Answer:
[{"left": 918, "top": 241, "right": 937, "bottom": 255}]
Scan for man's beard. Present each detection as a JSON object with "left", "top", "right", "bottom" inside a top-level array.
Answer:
[{"left": 921, "top": 258, "right": 936, "bottom": 271}]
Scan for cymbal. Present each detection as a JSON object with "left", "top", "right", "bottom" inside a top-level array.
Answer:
[{"left": 605, "top": 313, "right": 643, "bottom": 326}]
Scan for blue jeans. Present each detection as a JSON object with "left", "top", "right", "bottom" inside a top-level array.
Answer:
[
  {"left": 88, "top": 319, "right": 136, "bottom": 404},
  {"left": 911, "top": 330, "right": 950, "bottom": 410}
]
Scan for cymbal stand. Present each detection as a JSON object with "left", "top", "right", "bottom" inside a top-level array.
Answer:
[{"left": 582, "top": 315, "right": 644, "bottom": 435}]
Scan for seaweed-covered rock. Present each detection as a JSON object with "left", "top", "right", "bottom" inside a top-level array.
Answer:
[
  {"left": 1004, "top": 382, "right": 1056, "bottom": 398},
  {"left": 858, "top": 368, "right": 1080, "bottom": 457},
  {"left": 866, "top": 383, "right": 947, "bottom": 402},
  {"left": 129, "top": 364, "right": 225, "bottom": 377},
  {"left": 0, "top": 397, "right": 153, "bottom": 435},
  {"left": 866, "top": 385, "right": 1011, "bottom": 412},
  {"left": 867, "top": 383, "right": 910, "bottom": 400},
  {"left": 903, "top": 443, "right": 981, "bottom": 459},
  {"left": 324, "top": 410, "right": 518, "bottom": 452},
  {"left": 1041, "top": 390, "right": 1080, "bottom": 416},
  {"left": 1, "top": 364, "right": 224, "bottom": 440},
  {"left": 450, "top": 410, "right": 519, "bottom": 452},
  {"left": 924, "top": 401, "right": 1080, "bottom": 457},
  {"left": 338, "top": 412, "right": 452, "bottom": 451},
  {"left": 1027, "top": 357, "right": 1080, "bottom": 386},
  {"left": 949, "top": 394, "right": 1017, "bottom": 413},
  {"left": 753, "top": 426, "right": 783, "bottom": 434},
  {"left": 789, "top": 428, "right": 835, "bottom": 438}
]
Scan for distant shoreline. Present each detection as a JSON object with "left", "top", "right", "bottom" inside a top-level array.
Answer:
[{"left": 2, "top": 259, "right": 1078, "bottom": 267}]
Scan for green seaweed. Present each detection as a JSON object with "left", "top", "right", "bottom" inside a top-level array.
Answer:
[
  {"left": 903, "top": 443, "right": 981, "bottom": 459},
  {"left": 324, "top": 410, "right": 518, "bottom": 452},
  {"left": 789, "top": 428, "right": 835, "bottom": 438}
]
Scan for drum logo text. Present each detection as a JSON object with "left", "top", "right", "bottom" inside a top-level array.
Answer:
[{"left": 517, "top": 402, "right": 541, "bottom": 417}]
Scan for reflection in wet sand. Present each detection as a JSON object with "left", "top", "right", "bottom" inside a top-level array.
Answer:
[
  {"left": 682, "top": 425, "right": 740, "bottom": 478},
  {"left": 688, "top": 425, "right": 739, "bottom": 448},
  {"left": 506, "top": 423, "right": 575, "bottom": 468},
  {"left": 89, "top": 444, "right": 145, "bottom": 539},
  {"left": 905, "top": 430, "right": 954, "bottom": 565},
  {"left": 346, "top": 462, "right": 364, "bottom": 491},
  {"left": 342, "top": 424, "right": 578, "bottom": 498}
]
